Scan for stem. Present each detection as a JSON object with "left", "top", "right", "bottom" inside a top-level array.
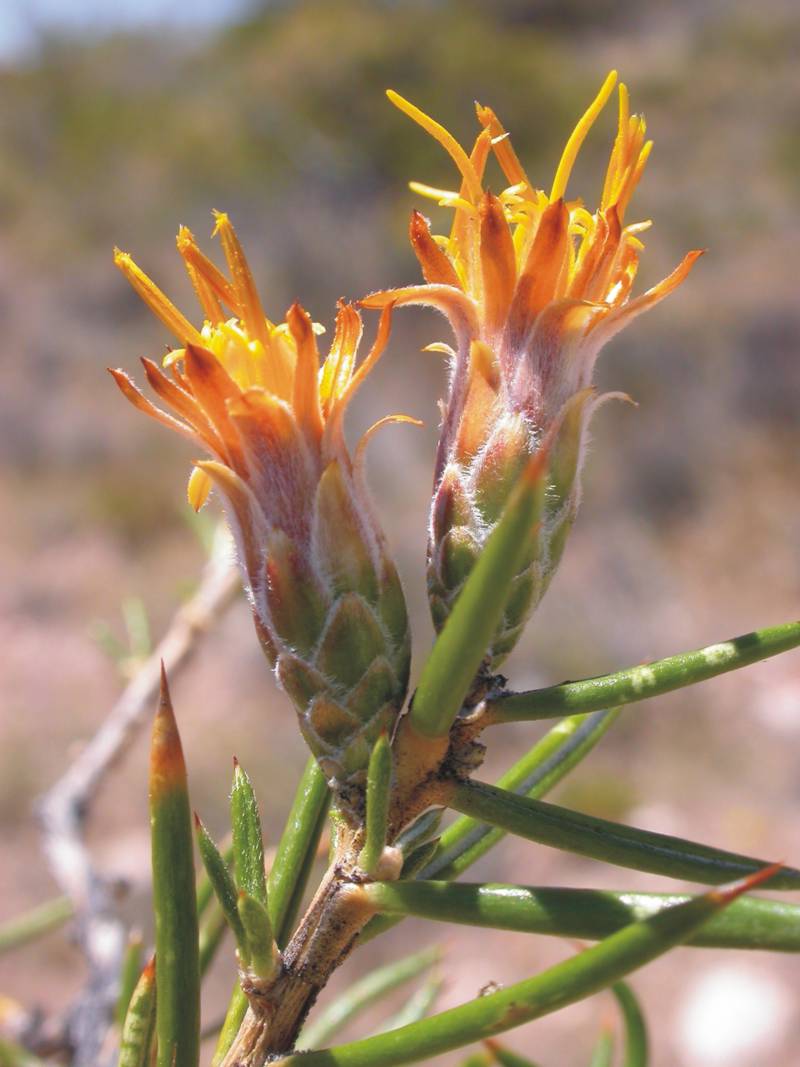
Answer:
[{"left": 220, "top": 868, "right": 377, "bottom": 1066}]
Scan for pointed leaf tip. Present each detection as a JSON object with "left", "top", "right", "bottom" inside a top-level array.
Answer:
[
  {"left": 150, "top": 664, "right": 186, "bottom": 795},
  {"left": 712, "top": 860, "right": 785, "bottom": 903}
]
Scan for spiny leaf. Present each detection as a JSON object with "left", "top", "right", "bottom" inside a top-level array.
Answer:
[
  {"left": 211, "top": 983, "right": 249, "bottom": 1067},
  {"left": 448, "top": 779, "right": 799, "bottom": 888},
  {"left": 411, "top": 455, "right": 547, "bottom": 739},
  {"left": 268, "top": 756, "right": 330, "bottom": 948},
  {"left": 299, "top": 946, "right": 441, "bottom": 1050},
  {"left": 231, "top": 757, "right": 268, "bottom": 904},
  {"left": 359, "top": 733, "right": 394, "bottom": 878},
  {"left": 487, "top": 619, "right": 800, "bottom": 723},
  {"left": 484, "top": 1038, "right": 543, "bottom": 1067},
  {"left": 195, "top": 814, "right": 248, "bottom": 959},
  {"left": 611, "top": 981, "right": 648, "bottom": 1067},
  {"left": 359, "top": 710, "right": 619, "bottom": 947},
  {"left": 364, "top": 881, "right": 800, "bottom": 951},
  {"left": 116, "top": 930, "right": 144, "bottom": 1026},
  {"left": 237, "top": 889, "right": 279, "bottom": 979},
  {"left": 118, "top": 955, "right": 156, "bottom": 1067},
  {"left": 149, "top": 667, "right": 199, "bottom": 1067},
  {"left": 274, "top": 870, "right": 777, "bottom": 1067},
  {"left": 0, "top": 896, "right": 73, "bottom": 956},
  {"left": 422, "top": 709, "right": 621, "bottom": 881}
]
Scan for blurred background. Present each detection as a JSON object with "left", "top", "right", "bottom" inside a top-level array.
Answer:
[{"left": 1, "top": 1, "right": 799, "bottom": 1064}]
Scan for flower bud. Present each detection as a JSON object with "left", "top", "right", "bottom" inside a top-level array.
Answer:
[
  {"left": 366, "top": 74, "right": 701, "bottom": 669},
  {"left": 112, "top": 217, "right": 411, "bottom": 786}
]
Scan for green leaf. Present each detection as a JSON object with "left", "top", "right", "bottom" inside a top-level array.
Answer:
[
  {"left": 483, "top": 1037, "right": 543, "bottom": 1066},
  {"left": 299, "top": 946, "right": 441, "bottom": 1050},
  {"left": 149, "top": 668, "right": 200, "bottom": 1067},
  {"left": 587, "top": 1028, "right": 614, "bottom": 1067},
  {"left": 116, "top": 930, "right": 144, "bottom": 1026},
  {"left": 487, "top": 620, "right": 800, "bottom": 723},
  {"left": 423, "top": 709, "right": 621, "bottom": 881},
  {"left": 449, "top": 779, "right": 800, "bottom": 888},
  {"left": 612, "top": 981, "right": 648, "bottom": 1067},
  {"left": 359, "top": 733, "right": 393, "bottom": 877},
  {"left": 0, "top": 896, "right": 73, "bottom": 956},
  {"left": 395, "top": 809, "right": 443, "bottom": 859},
  {"left": 211, "top": 983, "right": 249, "bottom": 1067},
  {"left": 237, "top": 889, "right": 279, "bottom": 979},
  {"left": 197, "top": 837, "right": 233, "bottom": 917},
  {"left": 231, "top": 758, "right": 268, "bottom": 905},
  {"left": 364, "top": 880, "right": 800, "bottom": 951},
  {"left": 268, "top": 757, "right": 331, "bottom": 947},
  {"left": 359, "top": 710, "right": 619, "bottom": 947},
  {"left": 275, "top": 873, "right": 774, "bottom": 1067},
  {"left": 198, "top": 900, "right": 229, "bottom": 977},
  {"left": 411, "top": 456, "right": 546, "bottom": 739},
  {"left": 118, "top": 956, "right": 156, "bottom": 1067},
  {"left": 378, "top": 974, "right": 443, "bottom": 1033},
  {"left": 195, "top": 815, "right": 248, "bottom": 959}
]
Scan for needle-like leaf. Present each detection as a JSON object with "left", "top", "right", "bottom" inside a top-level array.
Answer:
[
  {"left": 359, "top": 733, "right": 393, "bottom": 877},
  {"left": 364, "top": 880, "right": 800, "bottom": 951},
  {"left": 484, "top": 1038, "right": 543, "bottom": 1067},
  {"left": 411, "top": 455, "right": 547, "bottom": 739},
  {"left": 237, "top": 890, "right": 280, "bottom": 979},
  {"left": 211, "top": 984, "right": 249, "bottom": 1067},
  {"left": 448, "top": 779, "right": 799, "bottom": 888},
  {"left": 422, "top": 709, "right": 620, "bottom": 881},
  {"left": 198, "top": 900, "right": 229, "bottom": 977},
  {"left": 116, "top": 930, "right": 144, "bottom": 1026},
  {"left": 195, "top": 814, "right": 248, "bottom": 959},
  {"left": 231, "top": 758, "right": 268, "bottom": 905},
  {"left": 587, "top": 1027, "right": 614, "bottom": 1067},
  {"left": 611, "top": 981, "right": 647, "bottom": 1067},
  {"left": 268, "top": 756, "right": 331, "bottom": 947},
  {"left": 118, "top": 955, "right": 157, "bottom": 1067},
  {"left": 149, "top": 667, "right": 199, "bottom": 1067},
  {"left": 486, "top": 620, "right": 800, "bottom": 723},
  {"left": 0, "top": 896, "right": 73, "bottom": 956},
  {"left": 360, "top": 710, "right": 619, "bottom": 947},
  {"left": 274, "top": 870, "right": 778, "bottom": 1067},
  {"left": 300, "top": 947, "right": 441, "bottom": 1050},
  {"left": 378, "top": 973, "right": 443, "bottom": 1033}
]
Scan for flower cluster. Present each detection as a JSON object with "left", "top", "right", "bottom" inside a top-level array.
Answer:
[
  {"left": 114, "top": 73, "right": 697, "bottom": 779},
  {"left": 365, "top": 71, "right": 700, "bottom": 668},
  {"left": 113, "top": 216, "right": 410, "bottom": 786}
]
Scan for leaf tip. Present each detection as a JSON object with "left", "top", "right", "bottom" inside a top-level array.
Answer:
[
  {"left": 710, "top": 860, "right": 785, "bottom": 904},
  {"left": 150, "top": 665, "right": 186, "bottom": 792}
]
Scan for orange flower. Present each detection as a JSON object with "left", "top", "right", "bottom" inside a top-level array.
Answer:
[
  {"left": 364, "top": 72, "right": 702, "bottom": 667},
  {"left": 112, "top": 216, "right": 412, "bottom": 786}
]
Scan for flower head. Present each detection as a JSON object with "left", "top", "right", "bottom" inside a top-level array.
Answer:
[
  {"left": 112, "top": 216, "right": 411, "bottom": 785},
  {"left": 364, "top": 72, "right": 702, "bottom": 668}
]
